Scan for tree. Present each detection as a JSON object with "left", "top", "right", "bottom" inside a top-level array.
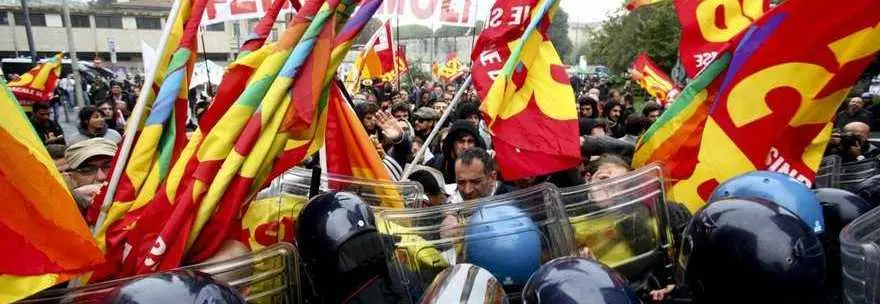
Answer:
[
  {"left": 583, "top": 2, "right": 681, "bottom": 73},
  {"left": 548, "top": 8, "right": 574, "bottom": 64}
]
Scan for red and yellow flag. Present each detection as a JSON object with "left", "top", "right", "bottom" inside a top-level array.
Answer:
[
  {"left": 472, "top": 0, "right": 580, "bottom": 181},
  {"left": 8, "top": 53, "right": 63, "bottom": 109},
  {"left": 0, "top": 78, "right": 103, "bottom": 303},
  {"left": 675, "top": 0, "right": 770, "bottom": 78},
  {"left": 626, "top": 0, "right": 664, "bottom": 11},
  {"left": 433, "top": 55, "right": 464, "bottom": 83},
  {"left": 636, "top": 0, "right": 880, "bottom": 211},
  {"left": 629, "top": 52, "right": 677, "bottom": 105},
  {"left": 352, "top": 19, "right": 395, "bottom": 80}
]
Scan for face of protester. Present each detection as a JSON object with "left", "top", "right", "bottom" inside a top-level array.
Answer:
[
  {"left": 453, "top": 135, "right": 477, "bottom": 159},
  {"left": 433, "top": 102, "right": 449, "bottom": 115},
  {"left": 455, "top": 158, "right": 496, "bottom": 201},
  {"left": 69, "top": 155, "right": 112, "bottom": 187},
  {"left": 646, "top": 110, "right": 661, "bottom": 122},
  {"left": 116, "top": 101, "right": 129, "bottom": 117},
  {"left": 609, "top": 105, "right": 622, "bottom": 121},
  {"left": 362, "top": 113, "right": 378, "bottom": 132},
  {"left": 111, "top": 85, "right": 122, "bottom": 96},
  {"left": 399, "top": 90, "right": 409, "bottom": 101},
  {"left": 393, "top": 110, "right": 409, "bottom": 121},
  {"left": 88, "top": 111, "right": 106, "bottom": 131},
  {"left": 849, "top": 98, "right": 864, "bottom": 113},
  {"left": 589, "top": 163, "right": 630, "bottom": 203},
  {"left": 446, "top": 85, "right": 456, "bottom": 93},
  {"left": 579, "top": 104, "right": 593, "bottom": 118},
  {"left": 466, "top": 114, "right": 481, "bottom": 127},
  {"left": 34, "top": 108, "right": 51, "bottom": 123},
  {"left": 99, "top": 103, "right": 114, "bottom": 118},
  {"left": 415, "top": 118, "right": 435, "bottom": 132}
]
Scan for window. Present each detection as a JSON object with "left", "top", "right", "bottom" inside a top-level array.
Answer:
[
  {"left": 94, "top": 15, "right": 122, "bottom": 29},
  {"left": 135, "top": 17, "right": 161, "bottom": 29},
  {"left": 206, "top": 22, "right": 224, "bottom": 31},
  {"left": 62, "top": 14, "right": 90, "bottom": 28},
  {"left": 13, "top": 12, "right": 46, "bottom": 26},
  {"left": 0, "top": 12, "right": 8, "bottom": 25}
]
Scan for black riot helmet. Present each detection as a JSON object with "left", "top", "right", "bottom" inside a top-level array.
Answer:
[
  {"left": 521, "top": 257, "right": 639, "bottom": 304},
  {"left": 110, "top": 270, "right": 245, "bottom": 304},
  {"left": 814, "top": 187, "right": 873, "bottom": 293},
  {"left": 678, "top": 198, "right": 826, "bottom": 303},
  {"left": 295, "top": 191, "right": 395, "bottom": 302}
]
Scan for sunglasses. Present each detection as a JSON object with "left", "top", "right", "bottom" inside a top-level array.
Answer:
[{"left": 69, "top": 163, "right": 112, "bottom": 174}]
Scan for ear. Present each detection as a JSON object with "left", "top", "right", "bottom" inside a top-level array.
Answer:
[{"left": 489, "top": 170, "right": 497, "bottom": 181}]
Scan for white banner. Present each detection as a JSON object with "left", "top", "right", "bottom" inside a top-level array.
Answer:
[
  {"left": 202, "top": 0, "right": 296, "bottom": 26},
  {"left": 374, "top": 0, "right": 477, "bottom": 29}
]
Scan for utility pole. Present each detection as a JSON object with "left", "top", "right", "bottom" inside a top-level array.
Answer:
[
  {"left": 20, "top": 0, "right": 37, "bottom": 63},
  {"left": 62, "top": 0, "right": 86, "bottom": 109}
]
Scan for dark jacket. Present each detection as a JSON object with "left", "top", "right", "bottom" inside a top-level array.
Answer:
[
  {"left": 835, "top": 110, "right": 871, "bottom": 129},
  {"left": 427, "top": 120, "right": 487, "bottom": 184},
  {"left": 30, "top": 118, "right": 66, "bottom": 145}
]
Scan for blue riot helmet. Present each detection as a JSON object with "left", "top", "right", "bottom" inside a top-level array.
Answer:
[
  {"left": 295, "top": 192, "right": 402, "bottom": 303},
  {"left": 464, "top": 204, "right": 542, "bottom": 288},
  {"left": 522, "top": 257, "right": 639, "bottom": 304},
  {"left": 814, "top": 188, "right": 873, "bottom": 292},
  {"left": 678, "top": 198, "right": 826, "bottom": 303},
  {"left": 110, "top": 270, "right": 245, "bottom": 304},
  {"left": 708, "top": 171, "right": 825, "bottom": 235},
  {"left": 420, "top": 264, "right": 509, "bottom": 304}
]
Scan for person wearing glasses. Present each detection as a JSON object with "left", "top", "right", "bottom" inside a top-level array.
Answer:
[{"left": 62, "top": 138, "right": 117, "bottom": 215}]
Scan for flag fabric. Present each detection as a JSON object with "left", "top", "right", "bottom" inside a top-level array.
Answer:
[
  {"left": 379, "top": 45, "right": 410, "bottom": 83},
  {"left": 472, "top": 0, "right": 581, "bottom": 181},
  {"left": 635, "top": 0, "right": 880, "bottom": 212},
  {"left": 433, "top": 56, "right": 464, "bottom": 82},
  {"left": 675, "top": 0, "right": 770, "bottom": 78},
  {"left": 86, "top": 0, "right": 197, "bottom": 282},
  {"left": 8, "top": 53, "right": 63, "bottom": 109},
  {"left": 352, "top": 19, "right": 395, "bottom": 80},
  {"left": 626, "top": 0, "right": 664, "bottom": 11},
  {"left": 629, "top": 52, "right": 678, "bottom": 105},
  {"left": 0, "top": 78, "right": 103, "bottom": 303}
]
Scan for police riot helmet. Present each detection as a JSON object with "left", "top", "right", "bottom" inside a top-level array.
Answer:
[
  {"left": 464, "top": 204, "right": 542, "bottom": 288},
  {"left": 708, "top": 171, "right": 825, "bottom": 235},
  {"left": 110, "top": 270, "right": 245, "bottom": 304},
  {"left": 855, "top": 174, "right": 880, "bottom": 207},
  {"left": 521, "top": 257, "right": 639, "bottom": 304},
  {"left": 420, "top": 264, "right": 509, "bottom": 304},
  {"left": 679, "top": 198, "right": 826, "bottom": 303},
  {"left": 814, "top": 187, "right": 873, "bottom": 290},
  {"left": 296, "top": 191, "right": 377, "bottom": 268}
]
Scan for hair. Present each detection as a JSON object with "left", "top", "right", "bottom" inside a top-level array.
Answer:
[
  {"left": 408, "top": 169, "right": 444, "bottom": 196},
  {"left": 32, "top": 102, "right": 50, "bottom": 112},
  {"left": 587, "top": 154, "right": 632, "bottom": 175},
  {"left": 577, "top": 96, "right": 599, "bottom": 118},
  {"left": 455, "top": 102, "right": 481, "bottom": 121},
  {"left": 642, "top": 102, "right": 662, "bottom": 117},
  {"left": 78, "top": 105, "right": 99, "bottom": 129},
  {"left": 602, "top": 102, "right": 622, "bottom": 119},
  {"left": 391, "top": 101, "right": 410, "bottom": 115},
  {"left": 457, "top": 147, "right": 494, "bottom": 176},
  {"left": 623, "top": 93, "right": 634, "bottom": 105},
  {"left": 624, "top": 115, "right": 651, "bottom": 136},
  {"left": 354, "top": 101, "right": 380, "bottom": 121},
  {"left": 46, "top": 144, "right": 67, "bottom": 160}
]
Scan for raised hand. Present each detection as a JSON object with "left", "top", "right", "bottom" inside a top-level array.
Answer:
[{"left": 376, "top": 110, "right": 403, "bottom": 142}]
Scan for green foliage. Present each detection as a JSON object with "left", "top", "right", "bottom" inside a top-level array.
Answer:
[
  {"left": 582, "top": 2, "right": 681, "bottom": 73},
  {"left": 548, "top": 8, "right": 574, "bottom": 64}
]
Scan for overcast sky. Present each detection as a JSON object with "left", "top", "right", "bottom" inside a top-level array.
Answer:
[{"left": 475, "top": 0, "right": 626, "bottom": 24}]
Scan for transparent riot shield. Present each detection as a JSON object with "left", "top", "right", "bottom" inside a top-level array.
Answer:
[
  {"left": 19, "top": 243, "right": 301, "bottom": 304},
  {"left": 559, "top": 164, "right": 672, "bottom": 281},
  {"left": 839, "top": 157, "right": 880, "bottom": 191},
  {"left": 375, "top": 184, "right": 575, "bottom": 302},
  {"left": 816, "top": 155, "right": 842, "bottom": 188},
  {"left": 273, "top": 166, "right": 426, "bottom": 208},
  {"left": 840, "top": 204, "right": 880, "bottom": 303}
]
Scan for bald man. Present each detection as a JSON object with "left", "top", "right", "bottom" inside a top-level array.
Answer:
[
  {"left": 835, "top": 97, "right": 871, "bottom": 129},
  {"left": 844, "top": 121, "right": 878, "bottom": 158}
]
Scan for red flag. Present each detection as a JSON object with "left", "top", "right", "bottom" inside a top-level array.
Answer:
[
  {"left": 637, "top": 0, "right": 880, "bottom": 211},
  {"left": 626, "top": 0, "right": 663, "bottom": 11},
  {"left": 675, "top": 0, "right": 771, "bottom": 78},
  {"left": 8, "top": 53, "right": 62, "bottom": 109},
  {"left": 629, "top": 52, "right": 677, "bottom": 105}
]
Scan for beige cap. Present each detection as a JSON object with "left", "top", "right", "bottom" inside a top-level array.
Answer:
[{"left": 65, "top": 138, "right": 117, "bottom": 170}]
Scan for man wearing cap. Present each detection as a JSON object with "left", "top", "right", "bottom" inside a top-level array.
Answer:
[
  {"left": 63, "top": 138, "right": 117, "bottom": 214},
  {"left": 412, "top": 107, "right": 440, "bottom": 142}
]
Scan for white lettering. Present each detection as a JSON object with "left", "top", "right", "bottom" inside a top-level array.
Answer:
[
  {"left": 765, "top": 147, "right": 813, "bottom": 188},
  {"left": 479, "top": 50, "right": 502, "bottom": 66}
]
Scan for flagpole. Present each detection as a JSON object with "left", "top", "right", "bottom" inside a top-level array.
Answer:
[
  {"left": 199, "top": 25, "right": 213, "bottom": 97},
  {"left": 93, "top": 0, "right": 184, "bottom": 236},
  {"left": 402, "top": 75, "right": 471, "bottom": 177}
]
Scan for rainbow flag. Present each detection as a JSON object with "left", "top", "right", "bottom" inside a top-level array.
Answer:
[
  {"left": 635, "top": 0, "right": 880, "bottom": 211},
  {"left": 629, "top": 52, "right": 677, "bottom": 105},
  {"left": 8, "top": 53, "right": 63, "bottom": 110},
  {"left": 0, "top": 78, "right": 103, "bottom": 302},
  {"left": 473, "top": 0, "right": 581, "bottom": 181}
]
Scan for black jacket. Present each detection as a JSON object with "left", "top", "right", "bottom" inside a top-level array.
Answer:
[{"left": 428, "top": 120, "right": 487, "bottom": 184}]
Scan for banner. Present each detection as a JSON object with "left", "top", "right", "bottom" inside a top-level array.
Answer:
[
  {"left": 203, "top": 0, "right": 299, "bottom": 25},
  {"left": 675, "top": 0, "right": 770, "bottom": 78},
  {"left": 629, "top": 52, "right": 677, "bottom": 105},
  {"left": 375, "top": 0, "right": 476, "bottom": 28}
]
